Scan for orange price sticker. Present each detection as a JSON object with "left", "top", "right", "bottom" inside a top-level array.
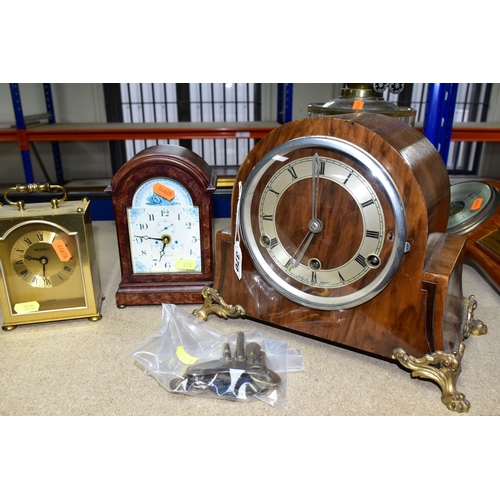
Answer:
[
  {"left": 471, "top": 198, "right": 483, "bottom": 211},
  {"left": 52, "top": 239, "right": 72, "bottom": 262},
  {"left": 153, "top": 182, "right": 175, "bottom": 201},
  {"left": 352, "top": 100, "right": 364, "bottom": 110}
]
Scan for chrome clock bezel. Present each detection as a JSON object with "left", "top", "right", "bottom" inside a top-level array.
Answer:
[{"left": 240, "top": 135, "right": 407, "bottom": 310}]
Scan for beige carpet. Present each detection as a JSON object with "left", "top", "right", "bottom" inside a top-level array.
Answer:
[{"left": 1, "top": 220, "right": 499, "bottom": 416}]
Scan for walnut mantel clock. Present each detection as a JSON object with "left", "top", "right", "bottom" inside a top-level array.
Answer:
[
  {"left": 106, "top": 145, "right": 217, "bottom": 307},
  {"left": 0, "top": 183, "right": 103, "bottom": 330},
  {"left": 194, "top": 114, "right": 486, "bottom": 413}
]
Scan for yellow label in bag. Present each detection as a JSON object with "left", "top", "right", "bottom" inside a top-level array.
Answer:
[{"left": 176, "top": 346, "right": 198, "bottom": 365}]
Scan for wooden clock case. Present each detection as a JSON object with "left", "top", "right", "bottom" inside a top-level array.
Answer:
[
  {"left": 106, "top": 145, "right": 217, "bottom": 306},
  {"left": 197, "top": 114, "right": 485, "bottom": 412}
]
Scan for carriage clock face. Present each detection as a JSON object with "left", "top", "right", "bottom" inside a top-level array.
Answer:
[
  {"left": 240, "top": 136, "right": 407, "bottom": 310},
  {"left": 1, "top": 221, "right": 86, "bottom": 312},
  {"left": 447, "top": 181, "right": 500, "bottom": 235},
  {"left": 127, "top": 177, "right": 202, "bottom": 274}
]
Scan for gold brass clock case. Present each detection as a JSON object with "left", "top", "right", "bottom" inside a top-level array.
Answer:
[
  {"left": 0, "top": 183, "right": 103, "bottom": 330},
  {"left": 106, "top": 144, "right": 217, "bottom": 306},
  {"left": 197, "top": 114, "right": 486, "bottom": 412}
]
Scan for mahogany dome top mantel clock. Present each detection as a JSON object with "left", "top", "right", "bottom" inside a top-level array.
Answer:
[
  {"left": 194, "top": 114, "right": 487, "bottom": 413},
  {"left": 106, "top": 145, "right": 217, "bottom": 307}
]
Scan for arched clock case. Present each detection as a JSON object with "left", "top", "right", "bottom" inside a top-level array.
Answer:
[
  {"left": 106, "top": 145, "right": 217, "bottom": 307},
  {"left": 194, "top": 114, "right": 486, "bottom": 413}
]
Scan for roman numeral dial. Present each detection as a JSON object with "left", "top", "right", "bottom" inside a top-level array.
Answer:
[
  {"left": 10, "top": 230, "right": 77, "bottom": 288},
  {"left": 241, "top": 134, "right": 404, "bottom": 310}
]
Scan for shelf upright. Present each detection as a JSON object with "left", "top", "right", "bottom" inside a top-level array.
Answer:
[
  {"left": 9, "top": 83, "right": 64, "bottom": 184},
  {"left": 43, "top": 83, "right": 64, "bottom": 182},
  {"left": 422, "top": 83, "right": 459, "bottom": 165},
  {"left": 9, "top": 83, "right": 35, "bottom": 184},
  {"left": 277, "top": 83, "right": 293, "bottom": 124}
]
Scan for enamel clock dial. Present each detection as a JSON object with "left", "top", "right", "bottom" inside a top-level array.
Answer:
[
  {"left": 106, "top": 145, "right": 217, "bottom": 307},
  {"left": 0, "top": 184, "right": 103, "bottom": 330},
  {"left": 127, "top": 178, "right": 202, "bottom": 274},
  {"left": 240, "top": 136, "right": 406, "bottom": 310}
]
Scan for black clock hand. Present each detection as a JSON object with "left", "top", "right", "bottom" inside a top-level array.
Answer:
[
  {"left": 26, "top": 255, "right": 50, "bottom": 282},
  {"left": 40, "top": 257, "right": 48, "bottom": 281},
  {"left": 134, "top": 235, "right": 164, "bottom": 241}
]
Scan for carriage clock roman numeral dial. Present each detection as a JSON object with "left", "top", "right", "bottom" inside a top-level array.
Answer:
[{"left": 11, "top": 229, "right": 77, "bottom": 288}]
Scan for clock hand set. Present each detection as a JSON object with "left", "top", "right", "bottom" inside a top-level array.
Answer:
[
  {"left": 288, "top": 154, "right": 323, "bottom": 269},
  {"left": 135, "top": 234, "right": 174, "bottom": 263}
]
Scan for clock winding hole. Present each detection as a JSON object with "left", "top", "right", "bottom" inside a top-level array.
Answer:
[
  {"left": 308, "top": 258, "right": 322, "bottom": 271},
  {"left": 260, "top": 234, "right": 271, "bottom": 248},
  {"left": 366, "top": 254, "right": 381, "bottom": 268}
]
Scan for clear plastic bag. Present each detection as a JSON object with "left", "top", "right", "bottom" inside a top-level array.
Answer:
[{"left": 131, "top": 304, "right": 304, "bottom": 410}]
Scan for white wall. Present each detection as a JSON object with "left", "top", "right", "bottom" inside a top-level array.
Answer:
[
  {"left": 291, "top": 83, "right": 341, "bottom": 120},
  {"left": 0, "top": 83, "right": 112, "bottom": 185}
]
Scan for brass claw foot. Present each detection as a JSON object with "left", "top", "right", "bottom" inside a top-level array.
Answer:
[
  {"left": 392, "top": 342, "right": 470, "bottom": 413},
  {"left": 463, "top": 295, "right": 488, "bottom": 338},
  {"left": 193, "top": 283, "right": 246, "bottom": 321}
]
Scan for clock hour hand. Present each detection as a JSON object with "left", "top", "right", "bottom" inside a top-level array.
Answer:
[
  {"left": 158, "top": 236, "right": 173, "bottom": 262},
  {"left": 159, "top": 243, "right": 166, "bottom": 262},
  {"left": 288, "top": 219, "right": 323, "bottom": 269}
]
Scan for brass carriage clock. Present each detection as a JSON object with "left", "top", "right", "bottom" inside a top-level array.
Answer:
[
  {"left": 0, "top": 183, "right": 103, "bottom": 330},
  {"left": 106, "top": 145, "right": 217, "bottom": 307},
  {"left": 194, "top": 114, "right": 486, "bottom": 412}
]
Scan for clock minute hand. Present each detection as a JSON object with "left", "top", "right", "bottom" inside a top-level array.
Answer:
[
  {"left": 312, "top": 153, "right": 320, "bottom": 220},
  {"left": 287, "top": 153, "right": 324, "bottom": 270}
]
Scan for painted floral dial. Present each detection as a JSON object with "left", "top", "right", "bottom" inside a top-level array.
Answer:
[{"left": 128, "top": 205, "right": 201, "bottom": 273}]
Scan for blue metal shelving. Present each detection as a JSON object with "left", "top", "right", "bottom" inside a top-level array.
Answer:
[
  {"left": 9, "top": 83, "right": 63, "bottom": 184},
  {"left": 422, "top": 83, "right": 459, "bottom": 165},
  {"left": 277, "top": 83, "right": 293, "bottom": 124}
]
